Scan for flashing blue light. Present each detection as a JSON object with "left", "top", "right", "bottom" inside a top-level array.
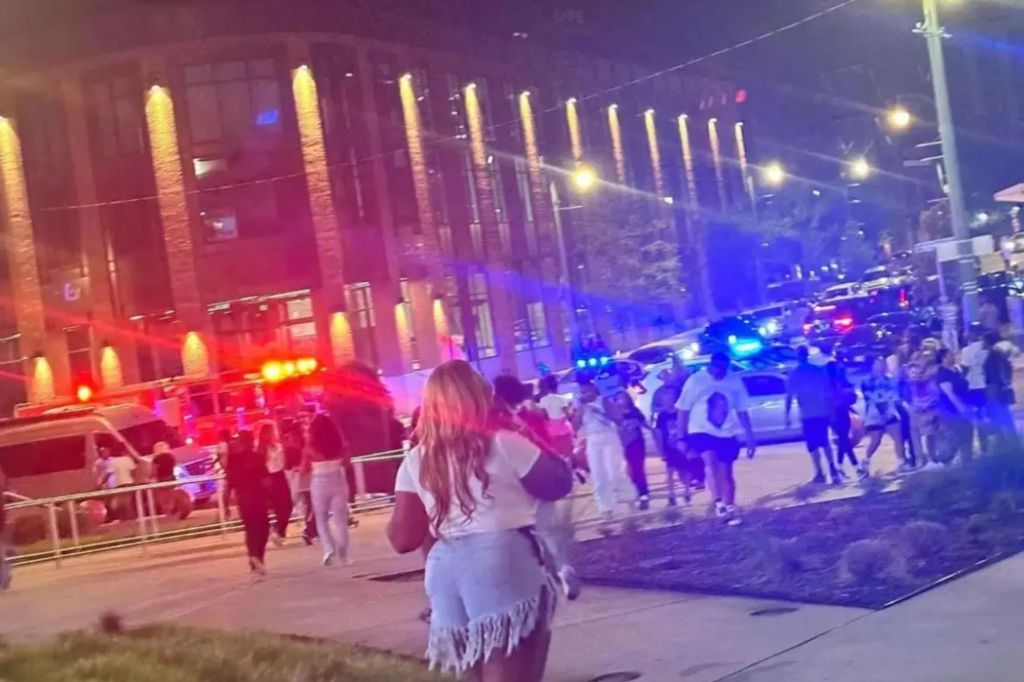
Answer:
[
  {"left": 731, "top": 338, "right": 764, "bottom": 357},
  {"left": 588, "top": 357, "right": 598, "bottom": 367},
  {"left": 255, "top": 108, "right": 280, "bottom": 126},
  {"left": 576, "top": 359, "right": 587, "bottom": 369},
  {"left": 599, "top": 356, "right": 611, "bottom": 366}
]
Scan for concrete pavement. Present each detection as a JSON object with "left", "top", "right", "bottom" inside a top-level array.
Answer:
[{"left": 4, "top": 439, "right": 1020, "bottom": 681}]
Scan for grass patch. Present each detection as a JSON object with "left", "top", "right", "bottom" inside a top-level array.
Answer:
[{"left": 0, "top": 624, "right": 450, "bottom": 682}]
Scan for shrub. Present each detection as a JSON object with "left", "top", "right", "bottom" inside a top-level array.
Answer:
[
  {"left": 773, "top": 537, "right": 809, "bottom": 573},
  {"left": 841, "top": 539, "right": 895, "bottom": 582},
  {"left": 900, "top": 520, "right": 948, "bottom": 560},
  {"left": 98, "top": 612, "right": 124, "bottom": 634},
  {"left": 904, "top": 469, "right": 967, "bottom": 512},
  {"left": 989, "top": 492, "right": 1017, "bottom": 521},
  {"left": 963, "top": 513, "right": 995, "bottom": 547}
]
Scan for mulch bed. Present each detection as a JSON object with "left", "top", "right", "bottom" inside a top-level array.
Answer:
[{"left": 573, "top": 483, "right": 1024, "bottom": 609}]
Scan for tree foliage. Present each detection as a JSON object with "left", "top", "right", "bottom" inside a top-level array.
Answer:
[{"left": 572, "top": 196, "right": 685, "bottom": 317}]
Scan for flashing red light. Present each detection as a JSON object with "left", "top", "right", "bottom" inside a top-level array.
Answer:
[
  {"left": 833, "top": 316, "right": 855, "bottom": 332},
  {"left": 75, "top": 384, "right": 94, "bottom": 402},
  {"left": 802, "top": 323, "right": 813, "bottom": 335},
  {"left": 261, "top": 360, "right": 285, "bottom": 383},
  {"left": 735, "top": 89, "right": 748, "bottom": 104},
  {"left": 296, "top": 357, "right": 319, "bottom": 375}
]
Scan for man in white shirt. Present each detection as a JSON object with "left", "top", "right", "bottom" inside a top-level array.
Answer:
[
  {"left": 960, "top": 323, "right": 989, "bottom": 413},
  {"left": 677, "top": 352, "right": 755, "bottom": 524}
]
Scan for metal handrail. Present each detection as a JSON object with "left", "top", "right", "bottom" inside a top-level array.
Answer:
[{"left": 2, "top": 447, "right": 409, "bottom": 568}]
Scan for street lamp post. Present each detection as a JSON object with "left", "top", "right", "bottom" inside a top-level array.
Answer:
[
  {"left": 917, "top": 0, "right": 977, "bottom": 322},
  {"left": 549, "top": 164, "right": 598, "bottom": 345}
]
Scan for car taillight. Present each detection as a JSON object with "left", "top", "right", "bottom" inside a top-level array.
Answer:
[
  {"left": 802, "top": 323, "right": 813, "bottom": 335},
  {"left": 834, "top": 316, "right": 854, "bottom": 331}
]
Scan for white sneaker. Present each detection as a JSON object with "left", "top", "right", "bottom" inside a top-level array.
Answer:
[
  {"left": 558, "top": 566, "right": 582, "bottom": 601},
  {"left": 714, "top": 501, "right": 728, "bottom": 518},
  {"left": 322, "top": 553, "right": 334, "bottom": 567}
]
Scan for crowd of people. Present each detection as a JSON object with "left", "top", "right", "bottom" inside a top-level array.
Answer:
[{"left": 217, "top": 414, "right": 359, "bottom": 576}]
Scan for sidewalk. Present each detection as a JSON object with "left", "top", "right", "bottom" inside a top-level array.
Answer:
[{"left": 5, "top": 440, "right": 1020, "bottom": 680}]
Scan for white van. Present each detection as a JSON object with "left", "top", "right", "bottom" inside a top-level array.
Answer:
[{"left": 0, "top": 404, "right": 216, "bottom": 503}]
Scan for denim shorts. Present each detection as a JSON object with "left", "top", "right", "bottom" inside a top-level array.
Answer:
[{"left": 424, "top": 528, "right": 555, "bottom": 673}]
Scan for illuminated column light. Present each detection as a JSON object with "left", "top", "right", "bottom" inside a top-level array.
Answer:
[
  {"left": 329, "top": 311, "right": 355, "bottom": 367},
  {"left": 644, "top": 109, "right": 665, "bottom": 199},
  {"left": 607, "top": 104, "right": 626, "bottom": 184},
  {"left": 432, "top": 297, "right": 454, "bottom": 361},
  {"left": 293, "top": 64, "right": 350, "bottom": 365},
  {"left": 0, "top": 117, "right": 48, "bottom": 362},
  {"left": 181, "top": 331, "right": 210, "bottom": 378},
  {"left": 464, "top": 83, "right": 499, "bottom": 256},
  {"left": 566, "top": 98, "right": 583, "bottom": 163},
  {"left": 708, "top": 118, "right": 726, "bottom": 208},
  {"left": 144, "top": 85, "right": 204, "bottom": 325},
  {"left": 677, "top": 115, "right": 699, "bottom": 221},
  {"left": 734, "top": 122, "right": 756, "bottom": 209},
  {"left": 99, "top": 345, "right": 124, "bottom": 389},
  {"left": 394, "top": 301, "right": 413, "bottom": 368},
  {"left": 518, "top": 91, "right": 555, "bottom": 235},
  {"left": 30, "top": 356, "right": 55, "bottom": 403},
  {"left": 398, "top": 74, "right": 440, "bottom": 272}
]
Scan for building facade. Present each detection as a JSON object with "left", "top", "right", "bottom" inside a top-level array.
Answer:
[{"left": 0, "top": 1, "right": 746, "bottom": 413}]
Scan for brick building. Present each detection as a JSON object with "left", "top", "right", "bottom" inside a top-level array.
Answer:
[{"left": 0, "top": 1, "right": 746, "bottom": 413}]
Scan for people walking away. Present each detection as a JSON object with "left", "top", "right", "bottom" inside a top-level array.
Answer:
[
  {"left": 939, "top": 296, "right": 960, "bottom": 353},
  {"left": 906, "top": 352, "right": 940, "bottom": 468},
  {"left": 492, "top": 374, "right": 581, "bottom": 601},
  {"left": 282, "top": 424, "right": 317, "bottom": 544},
  {"left": 961, "top": 323, "right": 991, "bottom": 452},
  {"left": 537, "top": 374, "right": 574, "bottom": 458},
  {"left": 1, "top": 465, "right": 11, "bottom": 591},
  {"left": 611, "top": 391, "right": 651, "bottom": 510},
  {"left": 860, "top": 356, "right": 908, "bottom": 474},
  {"left": 825, "top": 349, "right": 862, "bottom": 475},
  {"left": 677, "top": 352, "right": 756, "bottom": 525},
  {"left": 574, "top": 382, "right": 633, "bottom": 521},
  {"left": 785, "top": 346, "right": 843, "bottom": 485},
  {"left": 387, "top": 360, "right": 572, "bottom": 679},
  {"left": 258, "top": 422, "right": 293, "bottom": 546},
  {"left": 935, "top": 348, "right": 973, "bottom": 465},
  {"left": 307, "top": 413, "right": 352, "bottom": 566},
  {"left": 151, "top": 441, "right": 177, "bottom": 483},
  {"left": 983, "top": 331, "right": 1018, "bottom": 451},
  {"left": 651, "top": 369, "right": 691, "bottom": 506},
  {"left": 227, "top": 429, "right": 270, "bottom": 575}
]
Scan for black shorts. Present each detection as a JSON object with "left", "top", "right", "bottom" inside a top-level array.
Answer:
[
  {"left": 687, "top": 433, "right": 740, "bottom": 464},
  {"left": 866, "top": 417, "right": 900, "bottom": 433},
  {"left": 802, "top": 417, "right": 831, "bottom": 452}
]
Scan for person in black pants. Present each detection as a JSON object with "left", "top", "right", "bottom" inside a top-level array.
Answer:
[
  {"left": 825, "top": 353, "right": 861, "bottom": 476},
  {"left": 228, "top": 429, "right": 270, "bottom": 576},
  {"left": 614, "top": 391, "right": 650, "bottom": 510},
  {"left": 257, "top": 422, "right": 293, "bottom": 545}
]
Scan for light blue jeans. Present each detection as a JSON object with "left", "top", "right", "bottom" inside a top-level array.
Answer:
[
  {"left": 310, "top": 469, "right": 349, "bottom": 561},
  {"left": 424, "top": 529, "right": 554, "bottom": 673},
  {"left": 0, "top": 539, "right": 10, "bottom": 590}
]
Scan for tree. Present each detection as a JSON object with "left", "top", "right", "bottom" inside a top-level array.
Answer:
[{"left": 572, "top": 196, "right": 686, "bottom": 329}]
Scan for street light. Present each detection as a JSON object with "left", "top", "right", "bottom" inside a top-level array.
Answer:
[
  {"left": 761, "top": 161, "right": 786, "bottom": 188},
  {"left": 886, "top": 105, "right": 912, "bottom": 131},
  {"left": 908, "top": 0, "right": 975, "bottom": 321},
  {"left": 848, "top": 156, "right": 872, "bottom": 181},
  {"left": 571, "top": 164, "right": 598, "bottom": 192}
]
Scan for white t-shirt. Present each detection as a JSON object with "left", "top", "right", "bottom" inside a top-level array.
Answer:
[
  {"left": 576, "top": 401, "right": 618, "bottom": 440},
  {"left": 106, "top": 456, "right": 137, "bottom": 488},
  {"left": 538, "top": 393, "right": 569, "bottom": 420},
  {"left": 265, "top": 443, "right": 286, "bottom": 474},
  {"left": 961, "top": 341, "right": 988, "bottom": 390},
  {"left": 394, "top": 430, "right": 541, "bottom": 538},
  {"left": 676, "top": 369, "right": 750, "bottom": 438}
]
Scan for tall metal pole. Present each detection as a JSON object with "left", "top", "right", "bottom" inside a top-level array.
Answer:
[
  {"left": 549, "top": 181, "right": 578, "bottom": 344},
  {"left": 920, "top": 0, "right": 977, "bottom": 323}
]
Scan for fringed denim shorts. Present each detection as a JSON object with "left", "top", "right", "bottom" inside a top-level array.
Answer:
[{"left": 424, "top": 527, "right": 555, "bottom": 674}]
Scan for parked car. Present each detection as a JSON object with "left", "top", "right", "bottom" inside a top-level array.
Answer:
[
  {"left": 834, "top": 325, "right": 897, "bottom": 370},
  {"left": 700, "top": 317, "right": 765, "bottom": 358},
  {"left": 0, "top": 404, "right": 216, "bottom": 506}
]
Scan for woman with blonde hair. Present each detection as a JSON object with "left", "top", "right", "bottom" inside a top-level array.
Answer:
[{"left": 388, "top": 360, "right": 572, "bottom": 680}]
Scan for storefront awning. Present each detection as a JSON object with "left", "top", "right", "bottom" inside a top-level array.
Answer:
[{"left": 995, "top": 182, "right": 1024, "bottom": 203}]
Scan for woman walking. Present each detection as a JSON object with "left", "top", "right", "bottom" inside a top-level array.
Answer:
[
  {"left": 227, "top": 430, "right": 270, "bottom": 575},
  {"left": 307, "top": 413, "right": 351, "bottom": 566},
  {"left": 574, "top": 382, "right": 632, "bottom": 521},
  {"left": 935, "top": 348, "right": 973, "bottom": 465},
  {"left": 860, "top": 356, "right": 907, "bottom": 475},
  {"left": 258, "top": 422, "right": 293, "bottom": 545},
  {"left": 387, "top": 360, "right": 572, "bottom": 680},
  {"left": 614, "top": 391, "right": 651, "bottom": 510},
  {"left": 537, "top": 374, "right": 574, "bottom": 458}
]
